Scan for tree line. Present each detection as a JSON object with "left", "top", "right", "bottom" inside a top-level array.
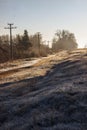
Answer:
[
  {"left": 0, "top": 29, "right": 78, "bottom": 63},
  {"left": 52, "top": 30, "right": 78, "bottom": 52}
]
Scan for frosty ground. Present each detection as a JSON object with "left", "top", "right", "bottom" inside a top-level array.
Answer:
[{"left": 0, "top": 49, "right": 87, "bottom": 130}]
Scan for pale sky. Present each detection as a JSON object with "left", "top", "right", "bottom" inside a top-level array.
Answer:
[{"left": 0, "top": 0, "right": 87, "bottom": 48}]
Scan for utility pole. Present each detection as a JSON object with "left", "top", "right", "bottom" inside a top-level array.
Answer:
[
  {"left": 37, "top": 32, "right": 41, "bottom": 55},
  {"left": 5, "top": 23, "right": 17, "bottom": 61},
  {"left": 47, "top": 41, "right": 50, "bottom": 48}
]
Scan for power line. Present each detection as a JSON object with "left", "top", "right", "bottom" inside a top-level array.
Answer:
[{"left": 4, "top": 23, "right": 17, "bottom": 60}]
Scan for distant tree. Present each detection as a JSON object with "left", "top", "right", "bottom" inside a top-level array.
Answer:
[
  {"left": 22, "top": 30, "right": 32, "bottom": 50},
  {"left": 31, "top": 32, "right": 42, "bottom": 47},
  {"left": 29, "top": 32, "right": 51, "bottom": 57},
  {"left": 52, "top": 38, "right": 58, "bottom": 52},
  {"left": 0, "top": 37, "right": 2, "bottom": 45},
  {"left": 15, "top": 35, "right": 22, "bottom": 48},
  {"left": 84, "top": 44, "right": 87, "bottom": 48},
  {"left": 0, "top": 35, "right": 9, "bottom": 62},
  {"left": 0, "top": 30, "right": 51, "bottom": 62},
  {"left": 0, "top": 35, "right": 9, "bottom": 45},
  {"left": 29, "top": 32, "right": 42, "bottom": 56},
  {"left": 52, "top": 30, "right": 78, "bottom": 51},
  {"left": 13, "top": 34, "right": 22, "bottom": 58}
]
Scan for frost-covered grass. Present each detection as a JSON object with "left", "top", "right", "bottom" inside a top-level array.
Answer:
[{"left": 0, "top": 49, "right": 87, "bottom": 130}]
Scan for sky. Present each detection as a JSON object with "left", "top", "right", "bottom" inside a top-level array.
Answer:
[{"left": 0, "top": 0, "right": 87, "bottom": 48}]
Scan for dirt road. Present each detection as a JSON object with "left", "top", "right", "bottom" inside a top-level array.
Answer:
[{"left": 0, "top": 52, "right": 68, "bottom": 84}]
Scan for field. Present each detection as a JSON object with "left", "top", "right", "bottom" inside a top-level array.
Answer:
[{"left": 0, "top": 49, "right": 87, "bottom": 130}]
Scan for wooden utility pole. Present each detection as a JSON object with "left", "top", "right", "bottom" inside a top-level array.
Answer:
[
  {"left": 47, "top": 41, "right": 50, "bottom": 47},
  {"left": 37, "top": 32, "right": 41, "bottom": 55},
  {"left": 5, "top": 23, "right": 17, "bottom": 60}
]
